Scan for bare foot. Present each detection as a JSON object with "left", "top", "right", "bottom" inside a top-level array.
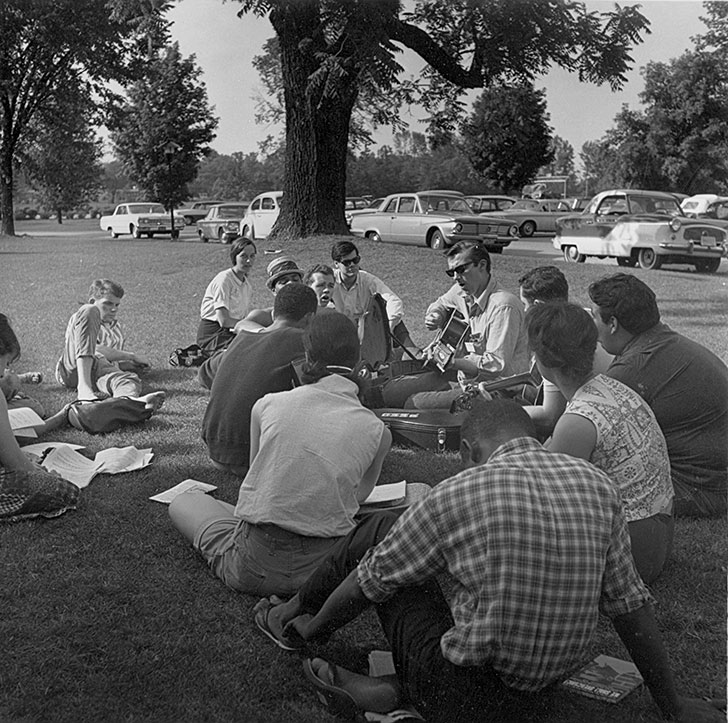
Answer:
[
  {"left": 139, "top": 391, "right": 165, "bottom": 413},
  {"left": 77, "top": 389, "right": 102, "bottom": 401}
]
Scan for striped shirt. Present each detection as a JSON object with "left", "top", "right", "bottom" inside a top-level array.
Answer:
[{"left": 357, "top": 437, "right": 652, "bottom": 692}]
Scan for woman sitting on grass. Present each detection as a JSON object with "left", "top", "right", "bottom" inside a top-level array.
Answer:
[
  {"left": 0, "top": 314, "right": 79, "bottom": 522},
  {"left": 196, "top": 237, "right": 257, "bottom": 352},
  {"left": 526, "top": 302, "right": 674, "bottom": 584},
  {"left": 169, "top": 312, "right": 392, "bottom": 598}
]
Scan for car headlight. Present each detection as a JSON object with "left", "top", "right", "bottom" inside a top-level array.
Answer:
[
  {"left": 669, "top": 217, "right": 682, "bottom": 232},
  {"left": 454, "top": 223, "right": 463, "bottom": 233},
  {"left": 509, "top": 225, "right": 518, "bottom": 237},
  {"left": 225, "top": 221, "right": 238, "bottom": 230}
]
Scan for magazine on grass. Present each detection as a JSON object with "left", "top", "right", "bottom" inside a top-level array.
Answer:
[{"left": 561, "top": 655, "right": 643, "bottom": 703}]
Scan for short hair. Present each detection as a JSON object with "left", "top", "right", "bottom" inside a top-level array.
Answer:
[
  {"left": 445, "top": 241, "right": 491, "bottom": 273},
  {"left": 229, "top": 236, "right": 257, "bottom": 266},
  {"left": 331, "top": 240, "right": 358, "bottom": 262},
  {"left": 588, "top": 274, "right": 660, "bottom": 334},
  {"left": 272, "top": 282, "right": 317, "bottom": 321},
  {"left": 303, "top": 312, "right": 359, "bottom": 372},
  {"left": 518, "top": 266, "right": 568, "bottom": 304},
  {"left": 461, "top": 397, "right": 537, "bottom": 447},
  {"left": 89, "top": 279, "right": 124, "bottom": 300},
  {"left": 303, "top": 264, "right": 335, "bottom": 284},
  {"left": 0, "top": 314, "right": 21, "bottom": 364},
  {"left": 526, "top": 302, "right": 597, "bottom": 382}
]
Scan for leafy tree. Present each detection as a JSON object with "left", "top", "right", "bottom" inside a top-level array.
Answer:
[
  {"left": 0, "top": 0, "right": 138, "bottom": 235},
  {"left": 22, "top": 86, "right": 103, "bottom": 223},
  {"left": 460, "top": 84, "right": 554, "bottom": 194},
  {"left": 232, "top": 0, "right": 649, "bottom": 239},
  {"left": 539, "top": 135, "right": 575, "bottom": 178},
  {"left": 108, "top": 43, "right": 218, "bottom": 208}
]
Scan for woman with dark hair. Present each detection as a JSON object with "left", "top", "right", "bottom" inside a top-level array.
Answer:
[
  {"left": 526, "top": 302, "right": 674, "bottom": 584},
  {"left": 0, "top": 314, "right": 79, "bottom": 522},
  {"left": 170, "top": 312, "right": 392, "bottom": 598},
  {"left": 196, "top": 237, "right": 257, "bottom": 351}
]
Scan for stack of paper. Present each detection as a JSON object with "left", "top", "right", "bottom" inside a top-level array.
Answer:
[{"left": 362, "top": 480, "right": 407, "bottom": 507}]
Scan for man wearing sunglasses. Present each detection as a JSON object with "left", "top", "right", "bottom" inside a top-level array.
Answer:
[
  {"left": 331, "top": 241, "right": 420, "bottom": 359},
  {"left": 407, "top": 241, "right": 529, "bottom": 409}
]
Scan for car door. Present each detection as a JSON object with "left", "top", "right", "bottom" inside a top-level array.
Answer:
[
  {"left": 388, "top": 196, "right": 419, "bottom": 245},
  {"left": 113, "top": 205, "right": 128, "bottom": 234},
  {"left": 253, "top": 195, "right": 280, "bottom": 238}
]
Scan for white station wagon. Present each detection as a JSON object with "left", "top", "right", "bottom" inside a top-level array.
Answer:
[{"left": 100, "top": 203, "right": 185, "bottom": 239}]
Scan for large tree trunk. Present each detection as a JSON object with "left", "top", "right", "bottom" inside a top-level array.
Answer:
[
  {"left": 0, "top": 118, "right": 16, "bottom": 236},
  {"left": 268, "top": 1, "right": 358, "bottom": 239}
]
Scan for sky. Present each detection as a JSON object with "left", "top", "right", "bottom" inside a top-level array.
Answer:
[{"left": 166, "top": 0, "right": 709, "bottom": 161}]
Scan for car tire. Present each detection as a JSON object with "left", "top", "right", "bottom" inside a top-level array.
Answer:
[
  {"left": 197, "top": 229, "right": 208, "bottom": 243},
  {"left": 430, "top": 229, "right": 446, "bottom": 250},
  {"left": 563, "top": 245, "right": 585, "bottom": 263},
  {"left": 616, "top": 256, "right": 637, "bottom": 267},
  {"left": 109, "top": 228, "right": 118, "bottom": 239},
  {"left": 520, "top": 220, "right": 536, "bottom": 237},
  {"left": 171, "top": 230, "right": 180, "bottom": 240},
  {"left": 637, "top": 248, "right": 662, "bottom": 270},
  {"left": 241, "top": 225, "right": 252, "bottom": 240},
  {"left": 694, "top": 258, "right": 721, "bottom": 273},
  {"left": 131, "top": 225, "right": 142, "bottom": 239},
  {"left": 366, "top": 231, "right": 382, "bottom": 243}
]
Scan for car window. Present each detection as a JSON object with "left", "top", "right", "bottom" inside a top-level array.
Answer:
[
  {"left": 497, "top": 199, "right": 515, "bottom": 210},
  {"left": 251, "top": 199, "right": 260, "bottom": 211},
  {"left": 398, "top": 197, "right": 416, "bottom": 213},
  {"left": 596, "top": 196, "right": 627, "bottom": 215},
  {"left": 219, "top": 206, "right": 247, "bottom": 218},
  {"left": 116, "top": 206, "right": 127, "bottom": 215},
  {"left": 261, "top": 198, "right": 275, "bottom": 210},
  {"left": 384, "top": 198, "right": 398, "bottom": 213}
]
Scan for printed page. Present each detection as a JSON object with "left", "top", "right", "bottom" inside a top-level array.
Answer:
[
  {"left": 94, "top": 447, "right": 154, "bottom": 475},
  {"left": 149, "top": 479, "right": 218, "bottom": 504},
  {"left": 41, "top": 446, "right": 100, "bottom": 488},
  {"left": 8, "top": 407, "right": 45, "bottom": 430},
  {"left": 363, "top": 480, "right": 407, "bottom": 505}
]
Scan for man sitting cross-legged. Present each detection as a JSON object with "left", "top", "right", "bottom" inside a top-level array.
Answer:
[
  {"left": 262, "top": 398, "right": 720, "bottom": 723},
  {"left": 198, "top": 282, "right": 318, "bottom": 477}
]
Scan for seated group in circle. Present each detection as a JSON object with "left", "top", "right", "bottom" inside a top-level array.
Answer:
[{"left": 2, "top": 239, "right": 725, "bottom": 723}]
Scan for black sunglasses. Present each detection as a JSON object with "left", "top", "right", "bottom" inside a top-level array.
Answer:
[
  {"left": 445, "top": 260, "right": 476, "bottom": 277},
  {"left": 338, "top": 256, "right": 361, "bottom": 267}
]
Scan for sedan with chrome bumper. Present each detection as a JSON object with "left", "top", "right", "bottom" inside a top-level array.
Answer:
[
  {"left": 349, "top": 191, "right": 518, "bottom": 252},
  {"left": 553, "top": 189, "right": 726, "bottom": 273}
]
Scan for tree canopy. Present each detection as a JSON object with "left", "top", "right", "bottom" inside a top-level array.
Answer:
[
  {"left": 0, "top": 0, "right": 141, "bottom": 235},
  {"left": 108, "top": 43, "right": 218, "bottom": 207},
  {"left": 231, "top": 0, "right": 650, "bottom": 238}
]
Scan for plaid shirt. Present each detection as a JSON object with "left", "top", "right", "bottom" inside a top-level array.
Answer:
[{"left": 357, "top": 437, "right": 652, "bottom": 692}]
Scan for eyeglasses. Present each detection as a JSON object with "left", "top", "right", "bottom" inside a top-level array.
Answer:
[
  {"left": 338, "top": 256, "right": 361, "bottom": 267},
  {"left": 445, "top": 260, "right": 475, "bottom": 277}
]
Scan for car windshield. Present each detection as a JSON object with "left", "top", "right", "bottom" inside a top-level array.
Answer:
[
  {"left": 626, "top": 195, "right": 682, "bottom": 215},
  {"left": 217, "top": 206, "right": 247, "bottom": 218},
  {"left": 419, "top": 196, "right": 474, "bottom": 215},
  {"left": 128, "top": 204, "right": 166, "bottom": 214}
]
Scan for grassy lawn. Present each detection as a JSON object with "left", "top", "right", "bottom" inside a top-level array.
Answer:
[{"left": 0, "top": 221, "right": 726, "bottom": 722}]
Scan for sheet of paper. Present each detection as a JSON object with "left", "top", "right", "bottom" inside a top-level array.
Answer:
[
  {"left": 42, "top": 446, "right": 100, "bottom": 488},
  {"left": 363, "top": 480, "right": 407, "bottom": 505},
  {"left": 21, "top": 442, "right": 85, "bottom": 456},
  {"left": 94, "top": 446, "right": 153, "bottom": 475},
  {"left": 149, "top": 479, "right": 218, "bottom": 504},
  {"left": 8, "top": 407, "right": 45, "bottom": 430},
  {"left": 12, "top": 426, "right": 38, "bottom": 438}
]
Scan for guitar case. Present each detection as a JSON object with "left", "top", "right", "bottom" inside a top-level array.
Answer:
[{"left": 374, "top": 408, "right": 466, "bottom": 453}]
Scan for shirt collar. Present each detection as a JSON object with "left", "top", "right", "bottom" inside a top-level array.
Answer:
[{"left": 463, "top": 275, "right": 498, "bottom": 315}]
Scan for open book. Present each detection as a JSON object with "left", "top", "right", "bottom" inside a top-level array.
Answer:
[{"left": 362, "top": 480, "right": 407, "bottom": 507}]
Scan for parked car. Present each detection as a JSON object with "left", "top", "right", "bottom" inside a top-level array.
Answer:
[
  {"left": 239, "top": 191, "right": 283, "bottom": 240},
  {"left": 697, "top": 197, "right": 728, "bottom": 224},
  {"left": 481, "top": 198, "right": 574, "bottom": 237},
  {"left": 99, "top": 203, "right": 185, "bottom": 239},
  {"left": 345, "top": 197, "right": 369, "bottom": 211},
  {"left": 464, "top": 195, "right": 517, "bottom": 213},
  {"left": 349, "top": 191, "right": 518, "bottom": 252},
  {"left": 345, "top": 197, "right": 386, "bottom": 228},
  {"left": 681, "top": 194, "right": 720, "bottom": 217},
  {"left": 196, "top": 203, "right": 250, "bottom": 244},
  {"left": 552, "top": 189, "right": 727, "bottom": 273},
  {"left": 177, "top": 200, "right": 224, "bottom": 226}
]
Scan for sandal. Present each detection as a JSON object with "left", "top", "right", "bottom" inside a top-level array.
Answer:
[{"left": 253, "top": 597, "right": 304, "bottom": 651}]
